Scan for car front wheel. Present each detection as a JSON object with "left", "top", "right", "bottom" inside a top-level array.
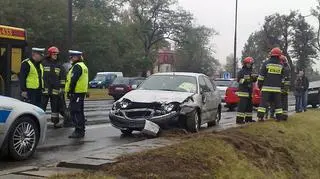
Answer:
[
  {"left": 208, "top": 108, "right": 221, "bottom": 127},
  {"left": 8, "top": 116, "right": 39, "bottom": 161},
  {"left": 186, "top": 111, "right": 200, "bottom": 133}
]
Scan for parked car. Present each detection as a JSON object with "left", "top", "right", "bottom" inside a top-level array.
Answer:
[
  {"left": 224, "top": 81, "right": 261, "bottom": 111},
  {"left": 215, "top": 78, "right": 235, "bottom": 102},
  {"left": 308, "top": 80, "right": 320, "bottom": 108},
  {"left": 0, "top": 96, "right": 47, "bottom": 160},
  {"left": 109, "top": 72, "right": 222, "bottom": 135},
  {"left": 108, "top": 77, "right": 145, "bottom": 100},
  {"left": 89, "top": 72, "right": 123, "bottom": 89}
]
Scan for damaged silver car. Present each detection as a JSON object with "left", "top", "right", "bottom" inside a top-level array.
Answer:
[{"left": 109, "top": 72, "right": 222, "bottom": 136}]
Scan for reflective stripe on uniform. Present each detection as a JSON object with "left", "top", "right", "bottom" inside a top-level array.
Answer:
[
  {"left": 266, "top": 64, "right": 283, "bottom": 74},
  {"left": 261, "top": 86, "right": 281, "bottom": 93},
  {"left": 52, "top": 89, "right": 59, "bottom": 95},
  {"left": 43, "top": 88, "right": 49, "bottom": 94},
  {"left": 54, "top": 68, "right": 61, "bottom": 74},
  {"left": 258, "top": 75, "right": 264, "bottom": 81},
  {"left": 258, "top": 107, "right": 266, "bottom": 113},
  {"left": 60, "top": 80, "right": 66, "bottom": 85},
  {"left": 239, "top": 78, "right": 245, "bottom": 84},
  {"left": 44, "top": 67, "right": 50, "bottom": 72},
  {"left": 244, "top": 75, "right": 250, "bottom": 79},
  {"left": 237, "top": 112, "right": 246, "bottom": 118},
  {"left": 284, "top": 81, "right": 290, "bottom": 86},
  {"left": 245, "top": 113, "right": 253, "bottom": 117},
  {"left": 283, "top": 110, "right": 288, "bottom": 115},
  {"left": 51, "top": 113, "right": 59, "bottom": 118},
  {"left": 236, "top": 92, "right": 249, "bottom": 97},
  {"left": 275, "top": 108, "right": 283, "bottom": 114}
]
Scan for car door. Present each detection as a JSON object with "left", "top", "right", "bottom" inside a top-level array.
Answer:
[
  {"left": 204, "top": 77, "right": 220, "bottom": 118},
  {"left": 199, "top": 76, "right": 212, "bottom": 123}
]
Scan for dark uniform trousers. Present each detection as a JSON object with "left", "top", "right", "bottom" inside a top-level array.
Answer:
[
  {"left": 70, "top": 93, "right": 85, "bottom": 135},
  {"left": 42, "top": 94, "right": 60, "bottom": 123},
  {"left": 258, "top": 92, "right": 283, "bottom": 120},
  {"left": 27, "top": 89, "right": 42, "bottom": 108},
  {"left": 236, "top": 95, "right": 253, "bottom": 123},
  {"left": 281, "top": 92, "right": 288, "bottom": 120}
]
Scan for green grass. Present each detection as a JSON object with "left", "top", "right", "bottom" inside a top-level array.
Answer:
[
  {"left": 51, "top": 109, "right": 320, "bottom": 179},
  {"left": 86, "top": 88, "right": 113, "bottom": 100}
]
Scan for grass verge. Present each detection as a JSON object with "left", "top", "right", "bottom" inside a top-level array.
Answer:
[
  {"left": 52, "top": 109, "right": 320, "bottom": 179},
  {"left": 86, "top": 88, "right": 113, "bottom": 100}
]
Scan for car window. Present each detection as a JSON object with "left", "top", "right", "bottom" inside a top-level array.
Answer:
[
  {"left": 199, "top": 76, "right": 210, "bottom": 92},
  {"left": 215, "top": 80, "right": 232, "bottom": 87},
  {"left": 204, "top": 77, "right": 215, "bottom": 91},
  {"left": 139, "top": 75, "right": 197, "bottom": 93},
  {"left": 112, "top": 77, "right": 130, "bottom": 85}
]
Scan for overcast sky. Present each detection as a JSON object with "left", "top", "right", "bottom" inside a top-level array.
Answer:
[{"left": 178, "top": 0, "right": 319, "bottom": 68}]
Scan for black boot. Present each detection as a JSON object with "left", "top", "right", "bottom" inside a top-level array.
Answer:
[{"left": 68, "top": 131, "right": 84, "bottom": 139}]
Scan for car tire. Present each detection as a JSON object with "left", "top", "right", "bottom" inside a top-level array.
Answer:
[
  {"left": 186, "top": 111, "right": 200, "bottom": 133},
  {"left": 121, "top": 129, "right": 133, "bottom": 135},
  {"left": 208, "top": 107, "right": 221, "bottom": 127},
  {"left": 8, "top": 116, "right": 39, "bottom": 161}
]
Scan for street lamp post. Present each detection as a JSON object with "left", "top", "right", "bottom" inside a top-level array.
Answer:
[
  {"left": 233, "top": 0, "right": 238, "bottom": 78},
  {"left": 68, "top": 0, "right": 73, "bottom": 50}
]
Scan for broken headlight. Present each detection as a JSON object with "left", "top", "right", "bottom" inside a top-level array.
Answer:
[
  {"left": 113, "top": 99, "right": 131, "bottom": 110},
  {"left": 162, "top": 103, "right": 178, "bottom": 113}
]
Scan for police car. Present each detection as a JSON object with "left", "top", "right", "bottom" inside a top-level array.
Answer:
[{"left": 0, "top": 96, "right": 47, "bottom": 160}]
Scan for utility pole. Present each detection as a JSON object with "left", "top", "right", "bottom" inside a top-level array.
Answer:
[
  {"left": 68, "top": 0, "right": 73, "bottom": 50},
  {"left": 233, "top": 0, "right": 238, "bottom": 78}
]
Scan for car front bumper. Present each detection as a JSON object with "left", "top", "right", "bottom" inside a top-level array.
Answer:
[{"left": 109, "top": 109, "right": 179, "bottom": 131}]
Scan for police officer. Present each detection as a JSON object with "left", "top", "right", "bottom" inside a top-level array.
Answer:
[
  {"left": 65, "top": 50, "right": 88, "bottom": 138},
  {"left": 257, "top": 48, "right": 285, "bottom": 122},
  {"left": 280, "top": 55, "right": 291, "bottom": 120},
  {"left": 236, "top": 57, "right": 256, "bottom": 124},
  {"left": 41, "top": 46, "right": 66, "bottom": 128},
  {"left": 20, "top": 48, "right": 45, "bottom": 107}
]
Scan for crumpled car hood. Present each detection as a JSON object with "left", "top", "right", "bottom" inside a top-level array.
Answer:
[{"left": 122, "top": 90, "right": 194, "bottom": 103}]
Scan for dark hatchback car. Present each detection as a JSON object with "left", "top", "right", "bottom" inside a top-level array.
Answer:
[
  {"left": 308, "top": 80, "right": 320, "bottom": 108},
  {"left": 108, "top": 77, "right": 145, "bottom": 100}
]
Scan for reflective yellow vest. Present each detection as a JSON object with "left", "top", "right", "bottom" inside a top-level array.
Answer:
[
  {"left": 65, "top": 62, "right": 88, "bottom": 93},
  {"left": 23, "top": 59, "right": 44, "bottom": 89}
]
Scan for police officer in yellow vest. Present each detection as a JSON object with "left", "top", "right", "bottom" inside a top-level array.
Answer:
[
  {"left": 19, "top": 48, "right": 45, "bottom": 107},
  {"left": 65, "top": 50, "right": 88, "bottom": 138}
]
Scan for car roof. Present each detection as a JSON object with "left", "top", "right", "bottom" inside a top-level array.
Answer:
[{"left": 152, "top": 72, "right": 205, "bottom": 78}]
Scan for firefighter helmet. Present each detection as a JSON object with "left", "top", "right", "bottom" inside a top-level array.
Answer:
[
  {"left": 48, "top": 46, "right": 60, "bottom": 56},
  {"left": 279, "top": 55, "right": 288, "bottom": 64},
  {"left": 243, "top": 57, "right": 254, "bottom": 64},
  {"left": 270, "top": 48, "right": 282, "bottom": 57}
]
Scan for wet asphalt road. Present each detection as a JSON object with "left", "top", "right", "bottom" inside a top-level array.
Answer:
[{"left": 0, "top": 97, "right": 297, "bottom": 171}]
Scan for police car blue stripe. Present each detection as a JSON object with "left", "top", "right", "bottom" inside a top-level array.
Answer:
[{"left": 0, "top": 110, "right": 11, "bottom": 123}]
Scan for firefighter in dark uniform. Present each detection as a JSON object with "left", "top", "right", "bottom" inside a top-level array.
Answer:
[
  {"left": 41, "top": 46, "right": 66, "bottom": 128},
  {"left": 65, "top": 50, "right": 88, "bottom": 138},
  {"left": 280, "top": 55, "right": 291, "bottom": 120},
  {"left": 257, "top": 48, "right": 285, "bottom": 122},
  {"left": 236, "top": 57, "right": 256, "bottom": 124},
  {"left": 19, "top": 48, "right": 45, "bottom": 107}
]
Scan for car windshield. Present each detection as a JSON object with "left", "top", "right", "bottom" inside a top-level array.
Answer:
[
  {"left": 139, "top": 75, "right": 197, "bottom": 93},
  {"left": 215, "top": 80, "right": 232, "bottom": 87},
  {"left": 94, "top": 74, "right": 106, "bottom": 81},
  {"left": 112, "top": 77, "right": 130, "bottom": 85}
]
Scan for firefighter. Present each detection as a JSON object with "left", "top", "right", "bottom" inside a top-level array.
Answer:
[
  {"left": 280, "top": 55, "right": 291, "bottom": 120},
  {"left": 236, "top": 57, "right": 256, "bottom": 124},
  {"left": 65, "top": 50, "right": 88, "bottom": 138},
  {"left": 19, "top": 48, "right": 45, "bottom": 107},
  {"left": 41, "top": 46, "right": 66, "bottom": 128},
  {"left": 257, "top": 48, "right": 285, "bottom": 122}
]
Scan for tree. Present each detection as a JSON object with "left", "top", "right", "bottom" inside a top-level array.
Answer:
[
  {"left": 126, "top": 0, "right": 193, "bottom": 75},
  {"left": 175, "top": 25, "right": 220, "bottom": 76},
  {"left": 224, "top": 54, "right": 234, "bottom": 74},
  {"left": 311, "top": 0, "right": 320, "bottom": 52},
  {"left": 291, "top": 15, "right": 318, "bottom": 71},
  {"left": 241, "top": 31, "right": 269, "bottom": 72}
]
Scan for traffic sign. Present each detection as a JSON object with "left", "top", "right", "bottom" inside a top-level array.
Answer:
[{"left": 223, "top": 72, "right": 231, "bottom": 79}]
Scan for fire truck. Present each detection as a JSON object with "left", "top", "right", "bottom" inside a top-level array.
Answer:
[{"left": 0, "top": 25, "right": 27, "bottom": 98}]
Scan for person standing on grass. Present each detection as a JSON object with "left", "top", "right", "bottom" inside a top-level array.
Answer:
[
  {"left": 294, "top": 71, "right": 304, "bottom": 113},
  {"left": 300, "top": 70, "right": 309, "bottom": 112}
]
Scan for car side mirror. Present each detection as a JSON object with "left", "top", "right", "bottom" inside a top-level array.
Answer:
[{"left": 131, "top": 85, "right": 138, "bottom": 89}]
